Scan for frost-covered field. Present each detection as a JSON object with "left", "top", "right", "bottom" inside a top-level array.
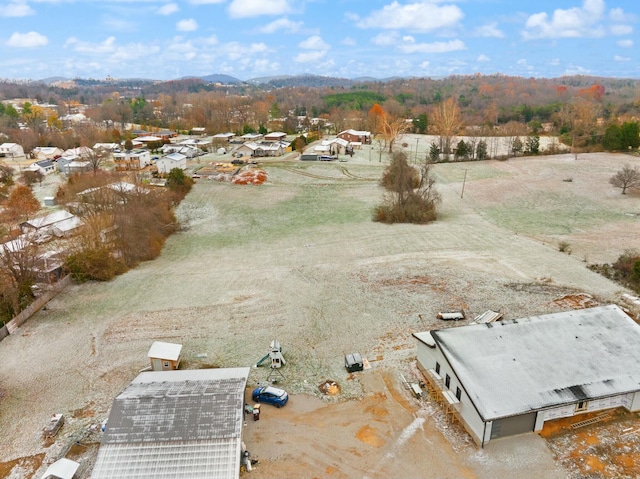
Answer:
[{"left": 0, "top": 146, "right": 638, "bottom": 478}]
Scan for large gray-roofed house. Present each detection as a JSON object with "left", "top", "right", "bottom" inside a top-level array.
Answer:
[
  {"left": 91, "top": 367, "right": 250, "bottom": 479},
  {"left": 414, "top": 304, "right": 640, "bottom": 446}
]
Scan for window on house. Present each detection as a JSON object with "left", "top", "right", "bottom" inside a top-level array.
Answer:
[
  {"left": 456, "top": 387, "right": 462, "bottom": 400},
  {"left": 575, "top": 401, "right": 588, "bottom": 412},
  {"left": 163, "top": 361, "right": 170, "bottom": 368},
  {"left": 435, "top": 362, "right": 441, "bottom": 374},
  {"left": 445, "top": 374, "right": 451, "bottom": 389}
]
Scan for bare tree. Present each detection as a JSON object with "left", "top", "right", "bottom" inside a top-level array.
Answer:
[{"left": 610, "top": 165, "right": 640, "bottom": 194}]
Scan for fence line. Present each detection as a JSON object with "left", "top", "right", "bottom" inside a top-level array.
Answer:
[{"left": 4, "top": 275, "right": 72, "bottom": 336}]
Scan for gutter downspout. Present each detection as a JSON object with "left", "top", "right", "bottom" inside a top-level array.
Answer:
[{"left": 482, "top": 421, "right": 486, "bottom": 448}]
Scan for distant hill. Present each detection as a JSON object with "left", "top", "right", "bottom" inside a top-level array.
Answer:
[
  {"left": 198, "top": 74, "right": 244, "bottom": 84},
  {"left": 247, "top": 74, "right": 355, "bottom": 88}
]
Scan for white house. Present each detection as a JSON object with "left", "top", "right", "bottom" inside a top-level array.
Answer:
[
  {"left": 0, "top": 143, "right": 24, "bottom": 158},
  {"left": 91, "top": 368, "right": 250, "bottom": 479},
  {"left": 414, "top": 304, "right": 640, "bottom": 446},
  {"left": 156, "top": 152, "right": 187, "bottom": 174},
  {"left": 212, "top": 132, "right": 236, "bottom": 143},
  {"left": 26, "top": 160, "right": 56, "bottom": 175},
  {"left": 113, "top": 149, "right": 151, "bottom": 171},
  {"left": 32, "top": 146, "right": 63, "bottom": 160},
  {"left": 236, "top": 141, "right": 289, "bottom": 158}
]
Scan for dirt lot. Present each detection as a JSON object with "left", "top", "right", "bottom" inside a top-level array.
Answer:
[{"left": 1, "top": 142, "right": 639, "bottom": 478}]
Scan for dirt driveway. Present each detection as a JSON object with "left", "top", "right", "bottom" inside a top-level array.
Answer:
[
  {"left": 0, "top": 149, "right": 639, "bottom": 478},
  {"left": 242, "top": 367, "right": 566, "bottom": 479}
]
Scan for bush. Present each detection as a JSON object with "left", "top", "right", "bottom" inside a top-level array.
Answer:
[
  {"left": 558, "top": 241, "right": 572, "bottom": 254},
  {"left": 65, "top": 248, "right": 127, "bottom": 282}
]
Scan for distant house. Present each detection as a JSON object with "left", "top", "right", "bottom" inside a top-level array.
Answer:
[
  {"left": 0, "top": 143, "right": 24, "bottom": 158},
  {"left": 32, "top": 146, "right": 63, "bottom": 161},
  {"left": 26, "top": 159, "right": 56, "bottom": 175},
  {"left": 317, "top": 137, "right": 349, "bottom": 155},
  {"left": 93, "top": 143, "right": 120, "bottom": 152},
  {"left": 160, "top": 143, "right": 200, "bottom": 158},
  {"left": 147, "top": 341, "right": 182, "bottom": 371},
  {"left": 239, "top": 133, "right": 263, "bottom": 142},
  {"left": 20, "top": 210, "right": 83, "bottom": 240},
  {"left": 236, "top": 141, "right": 289, "bottom": 158},
  {"left": 212, "top": 132, "right": 236, "bottom": 144},
  {"left": 113, "top": 149, "right": 151, "bottom": 171},
  {"left": 91, "top": 368, "right": 250, "bottom": 479},
  {"left": 156, "top": 152, "right": 187, "bottom": 174},
  {"left": 191, "top": 127, "right": 206, "bottom": 136},
  {"left": 62, "top": 146, "right": 93, "bottom": 159},
  {"left": 264, "top": 131, "right": 287, "bottom": 142},
  {"left": 414, "top": 305, "right": 640, "bottom": 446},
  {"left": 57, "top": 157, "right": 91, "bottom": 175},
  {"left": 337, "top": 129, "right": 371, "bottom": 145}
]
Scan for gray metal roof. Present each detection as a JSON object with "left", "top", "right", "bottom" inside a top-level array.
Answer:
[
  {"left": 92, "top": 368, "right": 249, "bottom": 479},
  {"left": 423, "top": 305, "right": 640, "bottom": 421}
]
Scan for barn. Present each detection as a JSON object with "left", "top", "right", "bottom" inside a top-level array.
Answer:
[{"left": 414, "top": 304, "right": 640, "bottom": 446}]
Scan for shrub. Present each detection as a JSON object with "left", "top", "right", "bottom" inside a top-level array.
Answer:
[{"left": 64, "top": 248, "right": 127, "bottom": 282}]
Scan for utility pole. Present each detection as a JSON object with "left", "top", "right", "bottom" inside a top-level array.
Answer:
[
  {"left": 461, "top": 169, "right": 468, "bottom": 198},
  {"left": 415, "top": 138, "right": 419, "bottom": 164}
]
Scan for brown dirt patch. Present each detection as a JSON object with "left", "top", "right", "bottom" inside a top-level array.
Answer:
[
  {"left": 0, "top": 453, "right": 45, "bottom": 478},
  {"left": 72, "top": 402, "right": 96, "bottom": 419},
  {"left": 550, "top": 293, "right": 600, "bottom": 309},
  {"left": 355, "top": 424, "right": 385, "bottom": 448},
  {"left": 544, "top": 409, "right": 640, "bottom": 479}
]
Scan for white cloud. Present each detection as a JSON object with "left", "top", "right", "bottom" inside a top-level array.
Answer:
[
  {"left": 158, "top": 3, "right": 179, "bottom": 15},
  {"left": 294, "top": 50, "right": 326, "bottom": 63},
  {"left": 177, "top": 19, "right": 198, "bottom": 32},
  {"left": 299, "top": 35, "right": 329, "bottom": 50},
  {"left": 341, "top": 37, "right": 356, "bottom": 46},
  {"left": 614, "top": 55, "right": 630, "bottom": 62},
  {"left": 609, "top": 8, "right": 626, "bottom": 22},
  {"left": 258, "top": 17, "right": 302, "bottom": 34},
  {"left": 65, "top": 36, "right": 116, "bottom": 54},
  {"left": 371, "top": 31, "right": 399, "bottom": 46},
  {"left": 357, "top": 1, "right": 463, "bottom": 32},
  {"left": 477, "top": 54, "right": 490, "bottom": 62},
  {"left": 610, "top": 24, "right": 632, "bottom": 35},
  {"left": 398, "top": 39, "right": 465, "bottom": 54},
  {"left": 189, "top": 0, "right": 225, "bottom": 4},
  {"left": 522, "top": 0, "right": 606, "bottom": 40},
  {"left": 6, "top": 31, "right": 48, "bottom": 47},
  {"left": 228, "top": 0, "right": 292, "bottom": 19},
  {"left": 617, "top": 39, "right": 633, "bottom": 47},
  {"left": 475, "top": 22, "right": 504, "bottom": 38},
  {"left": 0, "top": 1, "right": 34, "bottom": 17},
  {"left": 419, "top": 60, "right": 430, "bottom": 69}
]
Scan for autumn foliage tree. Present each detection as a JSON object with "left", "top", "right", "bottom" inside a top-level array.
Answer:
[
  {"left": 2, "top": 184, "right": 40, "bottom": 226},
  {"left": 368, "top": 103, "right": 408, "bottom": 153},
  {"left": 374, "top": 151, "right": 441, "bottom": 224}
]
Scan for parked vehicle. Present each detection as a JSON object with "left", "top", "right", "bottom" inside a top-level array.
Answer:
[
  {"left": 345, "top": 352, "right": 364, "bottom": 372},
  {"left": 319, "top": 155, "right": 337, "bottom": 161},
  {"left": 43, "top": 413, "right": 64, "bottom": 438},
  {"left": 251, "top": 386, "right": 289, "bottom": 407}
]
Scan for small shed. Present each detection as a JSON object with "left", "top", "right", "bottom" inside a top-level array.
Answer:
[
  {"left": 148, "top": 341, "right": 182, "bottom": 371},
  {"left": 40, "top": 458, "right": 79, "bottom": 479}
]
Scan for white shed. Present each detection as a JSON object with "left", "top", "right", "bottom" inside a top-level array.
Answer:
[{"left": 148, "top": 341, "right": 182, "bottom": 371}]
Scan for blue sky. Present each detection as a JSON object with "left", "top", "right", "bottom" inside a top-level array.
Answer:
[{"left": 0, "top": 0, "right": 637, "bottom": 81}]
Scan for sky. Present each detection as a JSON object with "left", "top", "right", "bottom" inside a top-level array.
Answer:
[{"left": 0, "top": 0, "right": 638, "bottom": 81}]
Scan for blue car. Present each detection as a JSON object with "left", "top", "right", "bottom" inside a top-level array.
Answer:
[{"left": 251, "top": 386, "right": 289, "bottom": 407}]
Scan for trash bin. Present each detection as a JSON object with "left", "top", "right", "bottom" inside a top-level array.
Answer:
[{"left": 253, "top": 404, "right": 261, "bottom": 421}]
